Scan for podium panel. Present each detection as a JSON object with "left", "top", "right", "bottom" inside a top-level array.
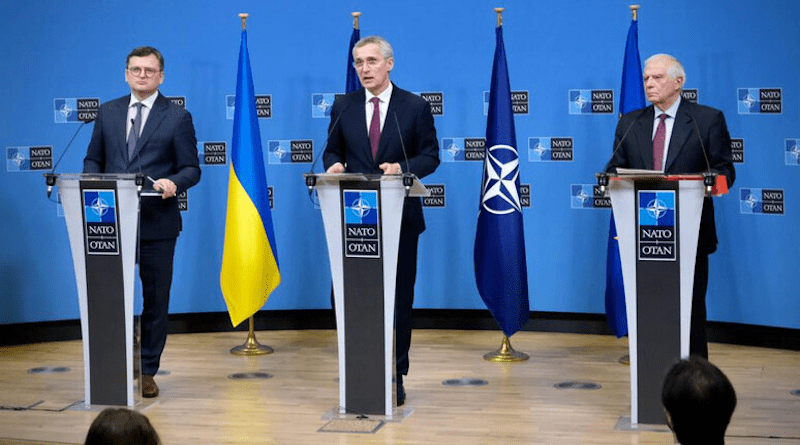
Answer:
[
  {"left": 608, "top": 174, "right": 704, "bottom": 425},
  {"left": 55, "top": 174, "right": 141, "bottom": 407},
  {"left": 311, "top": 173, "right": 425, "bottom": 417}
]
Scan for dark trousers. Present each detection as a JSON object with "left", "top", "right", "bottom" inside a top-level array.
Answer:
[
  {"left": 395, "top": 224, "right": 420, "bottom": 377},
  {"left": 138, "top": 238, "right": 177, "bottom": 376},
  {"left": 329, "top": 223, "right": 420, "bottom": 378},
  {"left": 690, "top": 251, "right": 710, "bottom": 359}
]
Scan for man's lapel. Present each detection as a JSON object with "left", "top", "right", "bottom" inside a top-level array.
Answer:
[
  {"left": 634, "top": 105, "right": 655, "bottom": 169},
  {"left": 378, "top": 86, "right": 406, "bottom": 161},
  {"left": 665, "top": 100, "right": 693, "bottom": 173},
  {"left": 131, "top": 94, "right": 168, "bottom": 160}
]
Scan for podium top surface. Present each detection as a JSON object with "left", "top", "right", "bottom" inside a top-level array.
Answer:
[
  {"left": 305, "top": 172, "right": 430, "bottom": 197},
  {"left": 49, "top": 173, "right": 145, "bottom": 181}
]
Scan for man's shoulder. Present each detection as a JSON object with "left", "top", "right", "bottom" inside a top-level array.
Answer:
[
  {"left": 679, "top": 100, "right": 723, "bottom": 118},
  {"left": 100, "top": 95, "right": 131, "bottom": 108}
]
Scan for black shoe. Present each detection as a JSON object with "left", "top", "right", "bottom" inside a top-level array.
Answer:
[{"left": 397, "top": 377, "right": 406, "bottom": 406}]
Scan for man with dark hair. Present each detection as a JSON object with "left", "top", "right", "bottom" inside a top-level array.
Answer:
[
  {"left": 84, "top": 46, "right": 201, "bottom": 398},
  {"left": 323, "top": 35, "right": 440, "bottom": 406},
  {"left": 662, "top": 355, "right": 737, "bottom": 444},
  {"left": 84, "top": 407, "right": 160, "bottom": 445}
]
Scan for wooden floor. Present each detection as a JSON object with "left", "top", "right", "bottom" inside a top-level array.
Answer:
[{"left": 1, "top": 329, "right": 799, "bottom": 445}]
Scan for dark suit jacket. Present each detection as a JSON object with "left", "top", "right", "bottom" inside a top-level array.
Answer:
[
  {"left": 606, "top": 99, "right": 736, "bottom": 254},
  {"left": 323, "top": 85, "right": 440, "bottom": 234},
  {"left": 83, "top": 93, "right": 201, "bottom": 240}
]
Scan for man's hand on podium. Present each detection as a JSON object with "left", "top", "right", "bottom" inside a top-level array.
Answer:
[
  {"left": 326, "top": 162, "right": 344, "bottom": 174},
  {"left": 379, "top": 162, "right": 401, "bottom": 175},
  {"left": 153, "top": 178, "right": 177, "bottom": 199}
]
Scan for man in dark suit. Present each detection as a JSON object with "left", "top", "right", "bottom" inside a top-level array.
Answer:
[
  {"left": 606, "top": 54, "right": 735, "bottom": 359},
  {"left": 83, "top": 46, "right": 201, "bottom": 397},
  {"left": 323, "top": 35, "right": 440, "bottom": 406}
]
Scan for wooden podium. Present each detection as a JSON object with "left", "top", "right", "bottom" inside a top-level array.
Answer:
[
  {"left": 48, "top": 173, "right": 143, "bottom": 408},
  {"left": 607, "top": 173, "right": 707, "bottom": 425},
  {"left": 307, "top": 173, "right": 427, "bottom": 418}
]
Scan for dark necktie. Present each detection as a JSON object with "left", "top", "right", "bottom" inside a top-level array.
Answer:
[
  {"left": 653, "top": 113, "right": 667, "bottom": 171},
  {"left": 369, "top": 97, "right": 381, "bottom": 159},
  {"left": 127, "top": 102, "right": 143, "bottom": 159}
]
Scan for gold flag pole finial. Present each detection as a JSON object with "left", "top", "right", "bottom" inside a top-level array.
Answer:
[
  {"left": 230, "top": 316, "right": 274, "bottom": 356},
  {"left": 494, "top": 7, "right": 505, "bottom": 27},
  {"left": 239, "top": 13, "right": 249, "bottom": 30},
  {"left": 629, "top": 4, "right": 640, "bottom": 21},
  {"left": 352, "top": 11, "right": 361, "bottom": 30},
  {"left": 484, "top": 335, "right": 529, "bottom": 362}
]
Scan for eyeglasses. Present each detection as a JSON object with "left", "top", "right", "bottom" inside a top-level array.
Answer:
[
  {"left": 127, "top": 66, "right": 161, "bottom": 78},
  {"left": 353, "top": 57, "right": 384, "bottom": 69}
]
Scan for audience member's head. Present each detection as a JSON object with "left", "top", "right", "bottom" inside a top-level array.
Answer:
[
  {"left": 84, "top": 407, "right": 160, "bottom": 445},
  {"left": 662, "top": 355, "right": 737, "bottom": 445}
]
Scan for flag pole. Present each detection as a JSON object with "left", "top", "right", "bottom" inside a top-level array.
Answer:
[
  {"left": 617, "top": 3, "right": 641, "bottom": 367},
  {"left": 482, "top": 7, "right": 529, "bottom": 363},
  {"left": 630, "top": 4, "right": 640, "bottom": 21},
  {"left": 352, "top": 11, "right": 361, "bottom": 29},
  {"left": 228, "top": 12, "right": 273, "bottom": 356}
]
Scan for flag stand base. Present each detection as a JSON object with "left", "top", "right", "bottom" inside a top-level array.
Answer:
[
  {"left": 483, "top": 335, "right": 529, "bottom": 362},
  {"left": 230, "top": 316, "right": 273, "bottom": 356}
]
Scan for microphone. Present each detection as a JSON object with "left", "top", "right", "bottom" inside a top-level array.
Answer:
[
  {"left": 598, "top": 107, "right": 648, "bottom": 194},
  {"left": 45, "top": 117, "right": 95, "bottom": 198},
  {"left": 306, "top": 102, "right": 348, "bottom": 192},
  {"left": 392, "top": 111, "right": 413, "bottom": 196},
  {"left": 688, "top": 112, "right": 716, "bottom": 196}
]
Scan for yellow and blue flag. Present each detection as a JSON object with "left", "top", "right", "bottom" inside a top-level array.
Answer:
[
  {"left": 605, "top": 17, "right": 645, "bottom": 337},
  {"left": 474, "top": 25, "right": 529, "bottom": 338},
  {"left": 220, "top": 29, "right": 280, "bottom": 327}
]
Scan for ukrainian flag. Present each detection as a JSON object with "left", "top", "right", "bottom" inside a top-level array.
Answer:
[{"left": 220, "top": 29, "right": 280, "bottom": 327}]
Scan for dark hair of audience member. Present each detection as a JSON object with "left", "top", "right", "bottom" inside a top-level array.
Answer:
[
  {"left": 84, "top": 407, "right": 160, "bottom": 445},
  {"left": 662, "top": 355, "right": 737, "bottom": 445}
]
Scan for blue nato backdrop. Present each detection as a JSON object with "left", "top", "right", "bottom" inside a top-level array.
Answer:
[{"left": 1, "top": 0, "right": 798, "bottom": 331}]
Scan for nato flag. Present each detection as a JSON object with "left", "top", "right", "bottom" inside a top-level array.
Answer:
[{"left": 474, "top": 26, "right": 529, "bottom": 338}]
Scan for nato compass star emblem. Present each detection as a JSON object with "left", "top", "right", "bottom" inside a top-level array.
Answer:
[
  {"left": 573, "top": 95, "right": 587, "bottom": 110},
  {"left": 646, "top": 198, "right": 668, "bottom": 220},
  {"left": 745, "top": 193, "right": 758, "bottom": 209},
  {"left": 350, "top": 197, "right": 372, "bottom": 219},
  {"left": 10, "top": 150, "right": 25, "bottom": 168},
  {"left": 59, "top": 103, "right": 73, "bottom": 120},
  {"left": 575, "top": 188, "right": 590, "bottom": 205},
  {"left": 316, "top": 97, "right": 331, "bottom": 115},
  {"left": 90, "top": 196, "right": 111, "bottom": 217},
  {"left": 788, "top": 143, "right": 800, "bottom": 163},
  {"left": 533, "top": 140, "right": 547, "bottom": 158},
  {"left": 447, "top": 141, "right": 461, "bottom": 158},
  {"left": 273, "top": 144, "right": 287, "bottom": 160},
  {"left": 741, "top": 92, "right": 757, "bottom": 110},
  {"left": 481, "top": 144, "right": 522, "bottom": 215}
]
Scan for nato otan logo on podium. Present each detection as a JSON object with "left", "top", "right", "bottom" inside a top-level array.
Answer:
[
  {"left": 343, "top": 190, "right": 381, "bottom": 259},
  {"left": 54, "top": 98, "right": 99, "bottom": 123},
  {"left": 82, "top": 190, "right": 120, "bottom": 255},
  {"left": 637, "top": 191, "right": 676, "bottom": 261}
]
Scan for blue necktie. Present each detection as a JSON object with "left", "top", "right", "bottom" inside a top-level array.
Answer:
[{"left": 127, "top": 102, "right": 143, "bottom": 159}]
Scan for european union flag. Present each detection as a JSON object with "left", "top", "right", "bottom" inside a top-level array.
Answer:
[
  {"left": 346, "top": 27, "right": 361, "bottom": 93},
  {"left": 474, "top": 25, "right": 529, "bottom": 338},
  {"left": 220, "top": 29, "right": 281, "bottom": 327},
  {"left": 605, "top": 17, "right": 646, "bottom": 337}
]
